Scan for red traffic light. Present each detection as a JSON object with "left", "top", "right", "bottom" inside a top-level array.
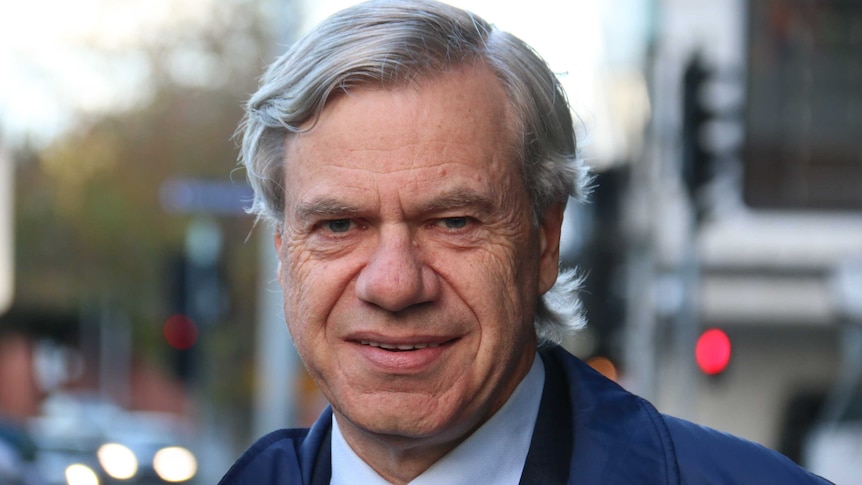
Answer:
[
  {"left": 695, "top": 328, "right": 731, "bottom": 375},
  {"left": 164, "top": 314, "right": 199, "bottom": 350}
]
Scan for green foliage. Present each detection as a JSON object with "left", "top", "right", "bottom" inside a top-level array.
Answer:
[{"left": 12, "top": 0, "right": 269, "bottom": 381}]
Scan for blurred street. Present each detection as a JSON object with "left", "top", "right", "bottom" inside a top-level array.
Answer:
[{"left": 1, "top": 0, "right": 861, "bottom": 483}]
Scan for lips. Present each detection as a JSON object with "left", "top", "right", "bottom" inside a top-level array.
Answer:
[
  {"left": 348, "top": 335, "right": 457, "bottom": 372},
  {"left": 358, "top": 340, "right": 442, "bottom": 351}
]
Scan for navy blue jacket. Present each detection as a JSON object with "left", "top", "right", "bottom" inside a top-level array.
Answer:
[{"left": 221, "top": 346, "right": 830, "bottom": 484}]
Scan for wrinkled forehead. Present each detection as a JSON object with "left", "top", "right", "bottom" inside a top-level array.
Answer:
[
  {"left": 281, "top": 65, "right": 527, "bottom": 204},
  {"left": 291, "top": 62, "right": 523, "bottom": 168}
]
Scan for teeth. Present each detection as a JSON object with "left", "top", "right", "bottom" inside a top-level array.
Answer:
[{"left": 358, "top": 340, "right": 441, "bottom": 350}]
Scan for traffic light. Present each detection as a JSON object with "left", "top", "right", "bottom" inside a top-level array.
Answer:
[
  {"left": 682, "top": 54, "right": 712, "bottom": 208},
  {"left": 163, "top": 220, "right": 226, "bottom": 381},
  {"left": 165, "top": 254, "right": 198, "bottom": 381},
  {"left": 586, "top": 355, "right": 619, "bottom": 382},
  {"left": 163, "top": 314, "right": 198, "bottom": 351},
  {"left": 681, "top": 55, "right": 743, "bottom": 222},
  {"left": 695, "top": 328, "right": 732, "bottom": 376}
]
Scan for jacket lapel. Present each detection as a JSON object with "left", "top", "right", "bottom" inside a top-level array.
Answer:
[
  {"left": 300, "top": 406, "right": 333, "bottom": 485},
  {"left": 520, "top": 348, "right": 574, "bottom": 484}
]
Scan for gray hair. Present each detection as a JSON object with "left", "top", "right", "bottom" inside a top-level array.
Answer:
[{"left": 239, "top": 0, "right": 589, "bottom": 343}]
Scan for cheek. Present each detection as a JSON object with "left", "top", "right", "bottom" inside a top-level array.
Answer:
[
  {"left": 485, "top": 237, "right": 542, "bottom": 324},
  {"left": 278, "top": 246, "right": 323, "bottom": 337},
  {"left": 279, "top": 245, "right": 360, "bottom": 334},
  {"left": 442, "top": 243, "right": 536, "bottom": 323},
  {"left": 278, "top": 256, "right": 335, "bottom": 382}
]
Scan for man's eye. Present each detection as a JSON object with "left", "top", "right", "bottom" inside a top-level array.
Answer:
[
  {"left": 324, "top": 219, "right": 352, "bottom": 233},
  {"left": 440, "top": 217, "right": 469, "bottom": 230}
]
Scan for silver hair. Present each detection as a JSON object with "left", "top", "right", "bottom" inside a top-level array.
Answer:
[{"left": 239, "top": 0, "right": 590, "bottom": 344}]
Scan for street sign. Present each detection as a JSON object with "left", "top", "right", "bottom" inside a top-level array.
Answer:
[{"left": 160, "top": 179, "right": 254, "bottom": 215}]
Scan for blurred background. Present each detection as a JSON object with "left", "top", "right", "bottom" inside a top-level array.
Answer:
[{"left": 1, "top": 0, "right": 860, "bottom": 483}]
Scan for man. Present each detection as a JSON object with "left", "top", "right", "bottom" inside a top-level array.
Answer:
[{"left": 221, "top": 1, "right": 829, "bottom": 483}]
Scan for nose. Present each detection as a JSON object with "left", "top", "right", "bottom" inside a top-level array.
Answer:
[{"left": 355, "top": 225, "right": 440, "bottom": 312}]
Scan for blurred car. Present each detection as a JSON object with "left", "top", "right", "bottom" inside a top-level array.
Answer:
[
  {"left": 28, "top": 393, "right": 198, "bottom": 485},
  {"left": 0, "top": 418, "right": 45, "bottom": 485}
]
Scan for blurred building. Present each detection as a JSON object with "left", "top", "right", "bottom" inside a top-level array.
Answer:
[{"left": 597, "top": 0, "right": 862, "bottom": 480}]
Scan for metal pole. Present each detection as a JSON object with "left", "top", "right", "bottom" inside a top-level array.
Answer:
[
  {"left": 819, "top": 258, "right": 862, "bottom": 424},
  {"left": 252, "top": 229, "right": 299, "bottom": 436},
  {"left": 251, "top": 0, "right": 303, "bottom": 440},
  {"left": 0, "top": 144, "right": 13, "bottom": 315},
  {"left": 99, "top": 301, "right": 131, "bottom": 407},
  {"left": 669, "top": 214, "right": 699, "bottom": 420}
]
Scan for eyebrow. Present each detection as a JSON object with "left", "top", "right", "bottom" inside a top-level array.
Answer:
[
  {"left": 294, "top": 187, "right": 497, "bottom": 222},
  {"left": 417, "top": 188, "right": 496, "bottom": 217},
  {"left": 295, "top": 197, "right": 362, "bottom": 222}
]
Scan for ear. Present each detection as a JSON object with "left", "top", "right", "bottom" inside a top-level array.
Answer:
[
  {"left": 274, "top": 228, "right": 283, "bottom": 253},
  {"left": 537, "top": 202, "right": 565, "bottom": 295},
  {"left": 274, "top": 228, "right": 284, "bottom": 273}
]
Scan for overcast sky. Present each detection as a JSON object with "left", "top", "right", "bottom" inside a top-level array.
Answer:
[{"left": 0, "top": 0, "right": 648, "bottom": 157}]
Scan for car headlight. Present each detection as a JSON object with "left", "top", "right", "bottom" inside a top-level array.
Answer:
[
  {"left": 97, "top": 443, "right": 138, "bottom": 479},
  {"left": 153, "top": 446, "right": 197, "bottom": 482},
  {"left": 65, "top": 463, "right": 100, "bottom": 485}
]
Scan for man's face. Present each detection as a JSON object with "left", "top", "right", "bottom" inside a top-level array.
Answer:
[{"left": 275, "top": 65, "right": 563, "bottom": 455}]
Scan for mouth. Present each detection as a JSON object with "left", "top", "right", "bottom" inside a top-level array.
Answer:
[
  {"left": 349, "top": 336, "right": 457, "bottom": 371},
  {"left": 358, "top": 340, "right": 444, "bottom": 351}
]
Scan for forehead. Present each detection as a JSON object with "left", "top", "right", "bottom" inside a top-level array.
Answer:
[{"left": 282, "top": 65, "right": 520, "bottom": 207}]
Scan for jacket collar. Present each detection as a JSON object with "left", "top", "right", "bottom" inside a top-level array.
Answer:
[
  {"left": 539, "top": 345, "right": 679, "bottom": 484},
  {"left": 299, "top": 346, "right": 677, "bottom": 484}
]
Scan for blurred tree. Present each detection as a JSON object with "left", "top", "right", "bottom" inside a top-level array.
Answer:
[{"left": 11, "top": 0, "right": 271, "bottom": 413}]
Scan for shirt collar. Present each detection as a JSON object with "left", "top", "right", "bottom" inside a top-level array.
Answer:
[{"left": 331, "top": 353, "right": 545, "bottom": 485}]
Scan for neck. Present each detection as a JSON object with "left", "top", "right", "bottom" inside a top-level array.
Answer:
[{"left": 333, "top": 411, "right": 474, "bottom": 484}]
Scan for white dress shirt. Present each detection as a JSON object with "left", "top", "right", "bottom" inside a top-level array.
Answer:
[{"left": 331, "top": 354, "right": 545, "bottom": 485}]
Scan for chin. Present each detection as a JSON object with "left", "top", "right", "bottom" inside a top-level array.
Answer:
[{"left": 338, "top": 392, "right": 468, "bottom": 441}]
